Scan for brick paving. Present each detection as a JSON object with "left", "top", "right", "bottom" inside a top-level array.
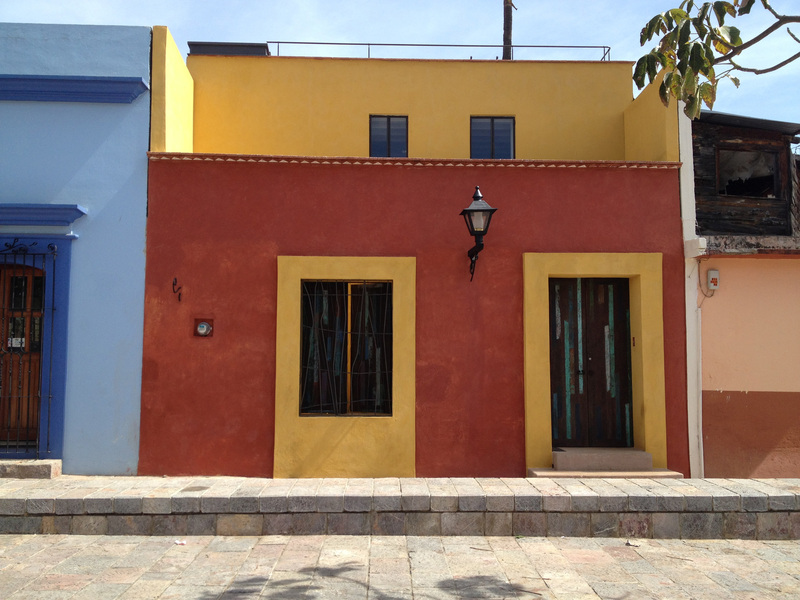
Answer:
[
  {"left": 1, "top": 476, "right": 800, "bottom": 539},
  {"left": 2, "top": 534, "right": 800, "bottom": 598}
]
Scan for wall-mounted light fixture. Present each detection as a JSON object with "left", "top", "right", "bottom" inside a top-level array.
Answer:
[{"left": 460, "top": 186, "right": 497, "bottom": 281}]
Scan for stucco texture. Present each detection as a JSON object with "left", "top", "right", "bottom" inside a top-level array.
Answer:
[
  {"left": 139, "top": 156, "right": 689, "bottom": 477},
  {"left": 700, "top": 257, "right": 800, "bottom": 477}
]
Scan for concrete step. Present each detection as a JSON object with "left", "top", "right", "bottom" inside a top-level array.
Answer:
[
  {"left": 527, "top": 468, "right": 683, "bottom": 478},
  {"left": 552, "top": 447, "right": 653, "bottom": 472},
  {"left": 0, "top": 460, "right": 61, "bottom": 479}
]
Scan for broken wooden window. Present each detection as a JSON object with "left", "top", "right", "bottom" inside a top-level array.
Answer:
[{"left": 718, "top": 150, "right": 778, "bottom": 197}]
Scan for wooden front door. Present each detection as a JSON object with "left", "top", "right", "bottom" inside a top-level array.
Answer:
[
  {"left": 0, "top": 266, "right": 44, "bottom": 446},
  {"left": 549, "top": 278, "right": 633, "bottom": 447}
]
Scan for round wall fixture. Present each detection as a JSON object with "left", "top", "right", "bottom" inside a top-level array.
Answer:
[{"left": 194, "top": 319, "right": 214, "bottom": 337}]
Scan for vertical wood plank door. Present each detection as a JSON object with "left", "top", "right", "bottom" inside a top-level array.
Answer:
[
  {"left": 0, "top": 266, "right": 43, "bottom": 446},
  {"left": 549, "top": 278, "right": 633, "bottom": 447}
]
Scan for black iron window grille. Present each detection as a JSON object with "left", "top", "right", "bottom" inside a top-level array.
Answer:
[
  {"left": 300, "top": 280, "right": 393, "bottom": 415},
  {"left": 369, "top": 115, "right": 408, "bottom": 158},
  {"left": 471, "top": 116, "right": 515, "bottom": 159}
]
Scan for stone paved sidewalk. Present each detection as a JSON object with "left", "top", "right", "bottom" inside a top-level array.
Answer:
[
  {"left": 1, "top": 476, "right": 800, "bottom": 539},
  {"left": 2, "top": 534, "right": 800, "bottom": 599}
]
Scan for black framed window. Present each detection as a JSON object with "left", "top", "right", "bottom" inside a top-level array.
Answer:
[
  {"left": 300, "top": 280, "right": 393, "bottom": 416},
  {"left": 370, "top": 115, "right": 408, "bottom": 158},
  {"left": 471, "top": 117, "right": 515, "bottom": 159}
]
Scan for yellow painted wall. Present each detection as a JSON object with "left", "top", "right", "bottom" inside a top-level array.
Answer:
[
  {"left": 522, "top": 253, "right": 668, "bottom": 468},
  {"left": 188, "top": 56, "right": 643, "bottom": 160},
  {"left": 274, "top": 256, "right": 416, "bottom": 478},
  {"left": 151, "top": 26, "right": 194, "bottom": 153},
  {"left": 624, "top": 75, "right": 680, "bottom": 162},
  {"left": 700, "top": 258, "right": 800, "bottom": 392}
]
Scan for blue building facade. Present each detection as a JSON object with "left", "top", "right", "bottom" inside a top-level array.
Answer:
[{"left": 0, "top": 24, "right": 151, "bottom": 474}]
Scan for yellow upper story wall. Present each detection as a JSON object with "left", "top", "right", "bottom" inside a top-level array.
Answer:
[
  {"left": 624, "top": 73, "right": 680, "bottom": 162},
  {"left": 188, "top": 55, "right": 664, "bottom": 161},
  {"left": 151, "top": 26, "right": 194, "bottom": 153}
]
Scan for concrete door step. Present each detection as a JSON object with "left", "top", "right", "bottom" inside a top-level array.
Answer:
[
  {"left": 552, "top": 447, "right": 653, "bottom": 472},
  {"left": 527, "top": 468, "right": 683, "bottom": 478},
  {"left": 0, "top": 460, "right": 61, "bottom": 479}
]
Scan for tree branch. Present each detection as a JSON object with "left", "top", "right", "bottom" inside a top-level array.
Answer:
[
  {"left": 713, "top": 15, "right": 800, "bottom": 64},
  {"left": 729, "top": 49, "right": 800, "bottom": 73}
]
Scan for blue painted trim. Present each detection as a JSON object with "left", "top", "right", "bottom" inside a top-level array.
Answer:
[
  {"left": 0, "top": 234, "right": 74, "bottom": 459},
  {"left": 0, "top": 204, "right": 87, "bottom": 226},
  {"left": 0, "top": 75, "right": 149, "bottom": 104}
]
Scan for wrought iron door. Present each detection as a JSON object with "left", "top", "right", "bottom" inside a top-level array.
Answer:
[
  {"left": 0, "top": 242, "right": 56, "bottom": 455},
  {"left": 549, "top": 278, "right": 633, "bottom": 447}
]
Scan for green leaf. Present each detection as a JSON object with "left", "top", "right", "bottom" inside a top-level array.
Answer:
[
  {"left": 659, "top": 79, "right": 672, "bottom": 107},
  {"left": 712, "top": 1, "right": 736, "bottom": 25},
  {"left": 668, "top": 8, "right": 690, "bottom": 23},
  {"left": 682, "top": 66, "right": 698, "bottom": 96},
  {"left": 689, "top": 42, "right": 709, "bottom": 74},
  {"left": 692, "top": 17, "right": 709, "bottom": 39},
  {"left": 713, "top": 36, "right": 731, "bottom": 53},
  {"left": 633, "top": 56, "right": 649, "bottom": 88},
  {"left": 731, "top": 75, "right": 740, "bottom": 87},
  {"left": 720, "top": 25, "right": 743, "bottom": 46},
  {"left": 705, "top": 63, "right": 716, "bottom": 83},
  {"left": 697, "top": 2, "right": 712, "bottom": 22},
  {"left": 646, "top": 52, "right": 660, "bottom": 82},
  {"left": 684, "top": 93, "right": 702, "bottom": 119},
  {"left": 699, "top": 81, "right": 717, "bottom": 108},
  {"left": 669, "top": 71, "right": 685, "bottom": 97},
  {"left": 641, "top": 14, "right": 665, "bottom": 45},
  {"left": 678, "top": 19, "right": 693, "bottom": 46},
  {"left": 737, "top": 0, "right": 756, "bottom": 15},
  {"left": 660, "top": 28, "right": 679, "bottom": 54}
]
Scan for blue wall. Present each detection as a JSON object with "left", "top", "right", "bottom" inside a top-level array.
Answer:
[{"left": 0, "top": 24, "right": 151, "bottom": 474}]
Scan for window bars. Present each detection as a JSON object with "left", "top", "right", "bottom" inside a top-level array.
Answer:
[{"left": 300, "top": 281, "right": 393, "bottom": 416}]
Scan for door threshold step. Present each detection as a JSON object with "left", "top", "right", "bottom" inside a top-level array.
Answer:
[
  {"left": 527, "top": 468, "right": 683, "bottom": 479},
  {"left": 0, "top": 460, "right": 61, "bottom": 479},
  {"left": 552, "top": 447, "right": 653, "bottom": 472}
]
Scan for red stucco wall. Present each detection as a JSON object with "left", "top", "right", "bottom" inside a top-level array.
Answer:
[{"left": 139, "top": 156, "right": 689, "bottom": 476}]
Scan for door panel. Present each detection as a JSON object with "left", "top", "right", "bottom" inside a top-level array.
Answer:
[
  {"left": 550, "top": 278, "right": 632, "bottom": 447},
  {"left": 0, "top": 267, "right": 43, "bottom": 445}
]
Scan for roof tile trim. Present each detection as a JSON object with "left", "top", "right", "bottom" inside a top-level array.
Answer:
[{"left": 148, "top": 153, "right": 680, "bottom": 170}]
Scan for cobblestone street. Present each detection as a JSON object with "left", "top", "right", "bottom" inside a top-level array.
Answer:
[{"left": 1, "top": 534, "right": 799, "bottom": 599}]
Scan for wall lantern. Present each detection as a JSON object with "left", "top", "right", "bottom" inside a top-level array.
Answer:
[{"left": 460, "top": 186, "right": 497, "bottom": 281}]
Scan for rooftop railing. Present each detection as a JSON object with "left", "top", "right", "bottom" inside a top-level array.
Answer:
[{"left": 188, "top": 41, "right": 612, "bottom": 61}]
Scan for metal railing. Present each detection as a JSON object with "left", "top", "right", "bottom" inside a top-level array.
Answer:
[{"left": 265, "top": 41, "right": 612, "bottom": 61}]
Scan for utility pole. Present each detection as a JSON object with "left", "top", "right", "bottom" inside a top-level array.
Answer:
[{"left": 502, "top": 0, "right": 516, "bottom": 60}]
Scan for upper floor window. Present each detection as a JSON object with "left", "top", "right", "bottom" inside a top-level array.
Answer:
[
  {"left": 370, "top": 115, "right": 408, "bottom": 158},
  {"left": 471, "top": 117, "right": 515, "bottom": 159},
  {"left": 717, "top": 149, "right": 778, "bottom": 197}
]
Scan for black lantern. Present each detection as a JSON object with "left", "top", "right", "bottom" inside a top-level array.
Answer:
[{"left": 460, "top": 186, "right": 497, "bottom": 281}]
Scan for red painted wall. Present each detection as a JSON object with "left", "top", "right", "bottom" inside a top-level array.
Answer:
[
  {"left": 139, "top": 156, "right": 689, "bottom": 476},
  {"left": 703, "top": 391, "right": 800, "bottom": 477}
]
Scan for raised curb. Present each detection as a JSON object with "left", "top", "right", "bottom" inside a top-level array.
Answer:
[
  {"left": 0, "top": 460, "right": 61, "bottom": 479},
  {"left": 0, "top": 476, "right": 799, "bottom": 538}
]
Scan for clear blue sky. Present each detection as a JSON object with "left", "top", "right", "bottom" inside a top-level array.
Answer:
[{"left": 2, "top": 0, "right": 797, "bottom": 124}]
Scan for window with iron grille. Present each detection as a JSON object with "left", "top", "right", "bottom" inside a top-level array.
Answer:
[
  {"left": 369, "top": 115, "right": 408, "bottom": 158},
  {"left": 300, "top": 281, "right": 392, "bottom": 415},
  {"left": 471, "top": 116, "right": 515, "bottom": 159}
]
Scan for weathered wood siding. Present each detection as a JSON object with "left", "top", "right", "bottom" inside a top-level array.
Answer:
[{"left": 693, "top": 122, "right": 793, "bottom": 236}]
